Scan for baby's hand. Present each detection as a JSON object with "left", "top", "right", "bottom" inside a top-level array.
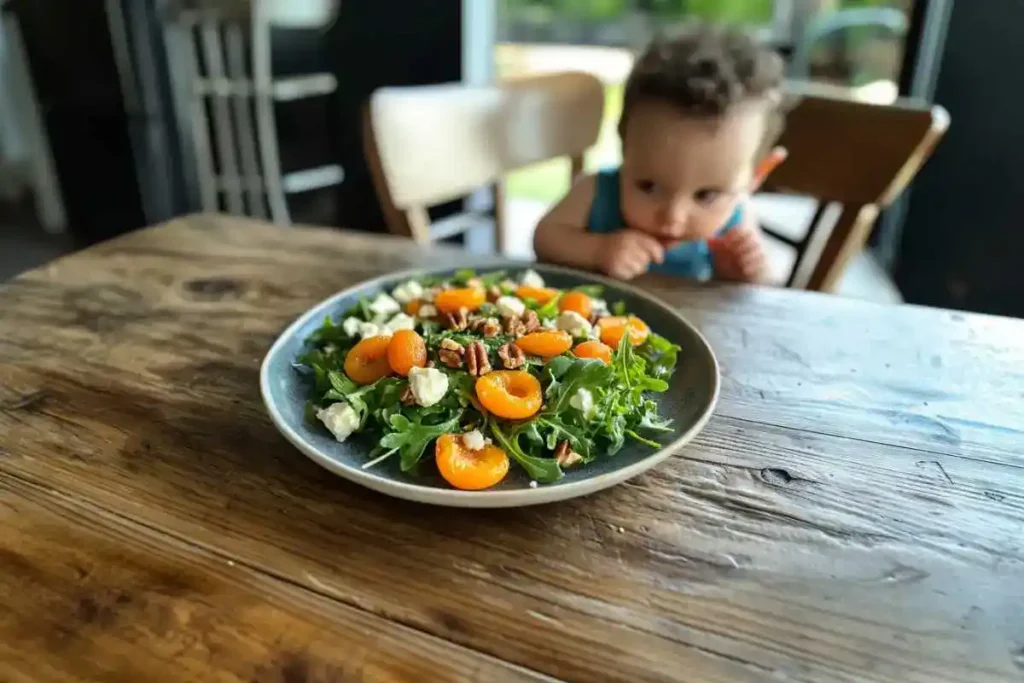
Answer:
[
  {"left": 713, "top": 225, "right": 768, "bottom": 283},
  {"left": 599, "top": 230, "right": 665, "bottom": 280}
]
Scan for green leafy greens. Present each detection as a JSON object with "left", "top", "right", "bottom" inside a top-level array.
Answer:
[{"left": 294, "top": 270, "right": 682, "bottom": 487}]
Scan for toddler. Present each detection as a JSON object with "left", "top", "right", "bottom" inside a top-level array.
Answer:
[{"left": 534, "top": 24, "right": 787, "bottom": 282}]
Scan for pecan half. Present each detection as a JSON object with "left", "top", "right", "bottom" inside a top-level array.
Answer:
[
  {"left": 522, "top": 310, "right": 541, "bottom": 333},
  {"left": 487, "top": 285, "right": 503, "bottom": 302},
  {"left": 465, "top": 341, "right": 491, "bottom": 377},
  {"left": 501, "top": 314, "right": 527, "bottom": 337},
  {"left": 471, "top": 316, "right": 502, "bottom": 338},
  {"left": 438, "top": 338, "right": 465, "bottom": 368},
  {"left": 400, "top": 385, "right": 416, "bottom": 406},
  {"left": 443, "top": 307, "right": 469, "bottom": 331},
  {"left": 555, "top": 440, "right": 583, "bottom": 468},
  {"left": 497, "top": 342, "right": 526, "bottom": 370}
]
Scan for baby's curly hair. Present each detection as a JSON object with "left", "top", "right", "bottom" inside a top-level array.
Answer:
[{"left": 620, "top": 24, "right": 785, "bottom": 143}]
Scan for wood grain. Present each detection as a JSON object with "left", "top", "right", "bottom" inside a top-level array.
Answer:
[
  {"left": 0, "top": 475, "right": 550, "bottom": 683},
  {"left": 2, "top": 214, "right": 1023, "bottom": 682}
]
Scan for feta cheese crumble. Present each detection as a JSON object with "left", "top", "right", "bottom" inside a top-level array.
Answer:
[
  {"left": 317, "top": 403, "right": 360, "bottom": 442},
  {"left": 408, "top": 366, "right": 449, "bottom": 407},
  {"left": 462, "top": 429, "right": 488, "bottom": 451},
  {"left": 391, "top": 279, "right": 424, "bottom": 304},
  {"left": 520, "top": 269, "right": 545, "bottom": 288},
  {"left": 342, "top": 316, "right": 362, "bottom": 337},
  {"left": 495, "top": 295, "right": 526, "bottom": 318},
  {"left": 368, "top": 292, "right": 401, "bottom": 316},
  {"left": 384, "top": 312, "right": 416, "bottom": 332},
  {"left": 570, "top": 388, "right": 597, "bottom": 418},
  {"left": 358, "top": 322, "right": 391, "bottom": 339},
  {"left": 556, "top": 310, "right": 592, "bottom": 338}
]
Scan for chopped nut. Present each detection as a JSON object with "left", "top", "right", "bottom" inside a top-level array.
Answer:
[
  {"left": 465, "top": 341, "right": 491, "bottom": 377},
  {"left": 438, "top": 338, "right": 465, "bottom": 368},
  {"left": 400, "top": 385, "right": 416, "bottom": 406},
  {"left": 501, "top": 314, "right": 527, "bottom": 337},
  {"left": 487, "top": 285, "right": 503, "bottom": 302},
  {"left": 443, "top": 307, "right": 469, "bottom": 331},
  {"left": 471, "top": 316, "right": 502, "bottom": 338},
  {"left": 497, "top": 342, "right": 526, "bottom": 369},
  {"left": 555, "top": 440, "right": 583, "bottom": 468},
  {"left": 522, "top": 310, "right": 541, "bottom": 333}
]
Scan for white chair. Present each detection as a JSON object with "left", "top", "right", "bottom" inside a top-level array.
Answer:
[{"left": 163, "top": 0, "right": 343, "bottom": 224}]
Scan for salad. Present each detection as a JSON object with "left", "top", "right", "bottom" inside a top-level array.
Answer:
[{"left": 295, "top": 269, "right": 681, "bottom": 490}]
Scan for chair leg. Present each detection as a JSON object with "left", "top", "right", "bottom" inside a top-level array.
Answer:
[
  {"left": 225, "top": 22, "right": 265, "bottom": 219},
  {"left": 251, "top": 0, "right": 290, "bottom": 225},
  {"left": 785, "top": 200, "right": 829, "bottom": 288},
  {"left": 806, "top": 204, "right": 880, "bottom": 292}
]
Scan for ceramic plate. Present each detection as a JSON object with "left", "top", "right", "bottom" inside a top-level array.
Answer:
[{"left": 260, "top": 263, "right": 719, "bottom": 507}]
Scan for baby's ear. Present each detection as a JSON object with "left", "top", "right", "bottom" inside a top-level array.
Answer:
[{"left": 751, "top": 146, "right": 788, "bottom": 191}]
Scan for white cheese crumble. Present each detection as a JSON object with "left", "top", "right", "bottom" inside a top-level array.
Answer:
[
  {"left": 384, "top": 312, "right": 416, "bottom": 333},
  {"left": 342, "top": 316, "right": 362, "bottom": 337},
  {"left": 529, "top": 480, "right": 539, "bottom": 489},
  {"left": 569, "top": 388, "right": 597, "bottom": 418},
  {"left": 556, "top": 310, "right": 592, "bottom": 338},
  {"left": 418, "top": 303, "right": 438, "bottom": 318},
  {"left": 495, "top": 296, "right": 526, "bottom": 318},
  {"left": 391, "top": 279, "right": 424, "bottom": 304},
  {"left": 591, "top": 298, "right": 609, "bottom": 316},
  {"left": 422, "top": 286, "right": 440, "bottom": 302},
  {"left": 358, "top": 322, "right": 391, "bottom": 339},
  {"left": 462, "top": 429, "right": 488, "bottom": 451},
  {"left": 408, "top": 366, "right": 449, "bottom": 407},
  {"left": 520, "top": 269, "right": 545, "bottom": 288},
  {"left": 317, "top": 403, "right": 360, "bottom": 442},
  {"left": 368, "top": 292, "right": 401, "bottom": 316}
]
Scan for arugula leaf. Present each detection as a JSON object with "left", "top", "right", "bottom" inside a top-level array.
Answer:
[
  {"left": 636, "top": 333, "right": 681, "bottom": 379},
  {"left": 490, "top": 423, "right": 563, "bottom": 483},
  {"left": 380, "top": 412, "right": 463, "bottom": 471},
  {"left": 611, "top": 300, "right": 627, "bottom": 316},
  {"left": 452, "top": 268, "right": 476, "bottom": 285},
  {"left": 536, "top": 293, "right": 562, "bottom": 319},
  {"left": 478, "top": 270, "right": 507, "bottom": 286},
  {"left": 572, "top": 284, "right": 604, "bottom": 297}
]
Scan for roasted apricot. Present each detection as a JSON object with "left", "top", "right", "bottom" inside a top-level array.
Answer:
[
  {"left": 558, "top": 291, "right": 593, "bottom": 318},
  {"left": 404, "top": 299, "right": 423, "bottom": 316},
  {"left": 435, "top": 433, "right": 509, "bottom": 490},
  {"left": 344, "top": 336, "right": 393, "bottom": 384},
  {"left": 573, "top": 340, "right": 613, "bottom": 364},
  {"left": 515, "top": 330, "right": 572, "bottom": 358},
  {"left": 387, "top": 329, "right": 426, "bottom": 376},
  {"left": 475, "top": 371, "right": 543, "bottom": 419},
  {"left": 434, "top": 287, "right": 486, "bottom": 314},
  {"left": 597, "top": 316, "right": 649, "bottom": 348},
  {"left": 515, "top": 285, "right": 559, "bottom": 305}
]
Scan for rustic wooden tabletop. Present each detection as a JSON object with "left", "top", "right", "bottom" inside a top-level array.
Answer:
[{"left": 1, "top": 214, "right": 1023, "bottom": 683}]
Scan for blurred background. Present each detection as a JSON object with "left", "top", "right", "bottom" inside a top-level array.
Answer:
[{"left": 2, "top": 0, "right": 1021, "bottom": 317}]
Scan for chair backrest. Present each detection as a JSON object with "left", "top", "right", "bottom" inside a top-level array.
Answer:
[
  {"left": 763, "top": 81, "right": 949, "bottom": 291},
  {"left": 163, "top": 0, "right": 342, "bottom": 225},
  {"left": 364, "top": 72, "right": 604, "bottom": 244}
]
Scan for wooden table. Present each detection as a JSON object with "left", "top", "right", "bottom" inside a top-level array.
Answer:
[{"left": 2, "top": 215, "right": 1023, "bottom": 683}]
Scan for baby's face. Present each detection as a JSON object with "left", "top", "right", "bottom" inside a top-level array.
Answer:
[{"left": 619, "top": 101, "right": 766, "bottom": 242}]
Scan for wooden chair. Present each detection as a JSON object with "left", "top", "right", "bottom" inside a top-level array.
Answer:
[
  {"left": 163, "top": 0, "right": 343, "bottom": 224},
  {"left": 762, "top": 81, "right": 949, "bottom": 291},
  {"left": 363, "top": 72, "right": 604, "bottom": 250}
]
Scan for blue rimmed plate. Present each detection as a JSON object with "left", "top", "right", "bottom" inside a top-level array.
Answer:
[{"left": 260, "top": 263, "right": 718, "bottom": 507}]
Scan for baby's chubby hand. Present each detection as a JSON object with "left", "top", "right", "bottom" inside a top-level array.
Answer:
[
  {"left": 711, "top": 223, "right": 768, "bottom": 283},
  {"left": 599, "top": 229, "right": 665, "bottom": 280}
]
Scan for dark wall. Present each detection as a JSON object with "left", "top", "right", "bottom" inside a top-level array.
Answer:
[
  {"left": 895, "top": 0, "right": 1024, "bottom": 317},
  {"left": 326, "top": 0, "right": 463, "bottom": 231}
]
